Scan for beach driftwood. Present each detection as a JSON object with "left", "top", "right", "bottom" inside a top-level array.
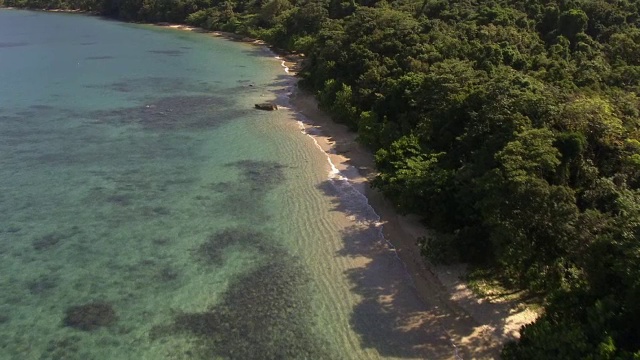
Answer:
[{"left": 254, "top": 103, "right": 278, "bottom": 111}]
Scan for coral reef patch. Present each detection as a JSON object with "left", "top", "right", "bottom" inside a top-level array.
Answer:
[
  {"left": 63, "top": 302, "right": 117, "bottom": 331},
  {"left": 150, "top": 260, "right": 331, "bottom": 359},
  {"left": 203, "top": 160, "right": 288, "bottom": 221},
  {"left": 89, "top": 95, "right": 244, "bottom": 131},
  {"left": 84, "top": 77, "right": 219, "bottom": 95},
  {"left": 230, "top": 160, "right": 286, "bottom": 190},
  {"left": 193, "top": 228, "right": 278, "bottom": 266}
]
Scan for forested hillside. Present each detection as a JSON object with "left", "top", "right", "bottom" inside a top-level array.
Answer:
[{"left": 4, "top": 0, "right": 640, "bottom": 357}]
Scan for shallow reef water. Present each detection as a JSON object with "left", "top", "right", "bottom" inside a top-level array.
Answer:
[
  {"left": 151, "top": 259, "right": 333, "bottom": 360},
  {"left": 0, "top": 9, "right": 334, "bottom": 359}
]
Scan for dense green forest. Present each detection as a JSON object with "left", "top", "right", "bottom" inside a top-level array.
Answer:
[{"left": 4, "top": 0, "right": 640, "bottom": 357}]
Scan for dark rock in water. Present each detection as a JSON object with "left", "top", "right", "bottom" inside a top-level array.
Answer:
[
  {"left": 254, "top": 103, "right": 278, "bottom": 111},
  {"left": 63, "top": 302, "right": 117, "bottom": 331},
  {"left": 0, "top": 314, "right": 10, "bottom": 324}
]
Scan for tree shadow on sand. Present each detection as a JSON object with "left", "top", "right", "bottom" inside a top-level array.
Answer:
[{"left": 317, "top": 179, "right": 506, "bottom": 359}]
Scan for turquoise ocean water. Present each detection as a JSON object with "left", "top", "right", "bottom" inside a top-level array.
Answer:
[{"left": 0, "top": 9, "right": 459, "bottom": 359}]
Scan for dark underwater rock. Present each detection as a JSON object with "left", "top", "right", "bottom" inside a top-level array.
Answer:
[{"left": 254, "top": 103, "right": 278, "bottom": 110}]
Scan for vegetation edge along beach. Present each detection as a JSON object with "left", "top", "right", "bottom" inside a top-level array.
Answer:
[{"left": 3, "top": 0, "right": 640, "bottom": 357}]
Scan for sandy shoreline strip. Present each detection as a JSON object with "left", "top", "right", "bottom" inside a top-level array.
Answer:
[{"left": 288, "top": 88, "right": 539, "bottom": 353}]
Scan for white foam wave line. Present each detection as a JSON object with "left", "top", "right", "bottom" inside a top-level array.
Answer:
[
  {"left": 270, "top": 54, "right": 396, "bottom": 265},
  {"left": 272, "top": 55, "right": 290, "bottom": 74},
  {"left": 295, "top": 115, "right": 408, "bottom": 276},
  {"left": 281, "top": 59, "right": 290, "bottom": 74}
]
